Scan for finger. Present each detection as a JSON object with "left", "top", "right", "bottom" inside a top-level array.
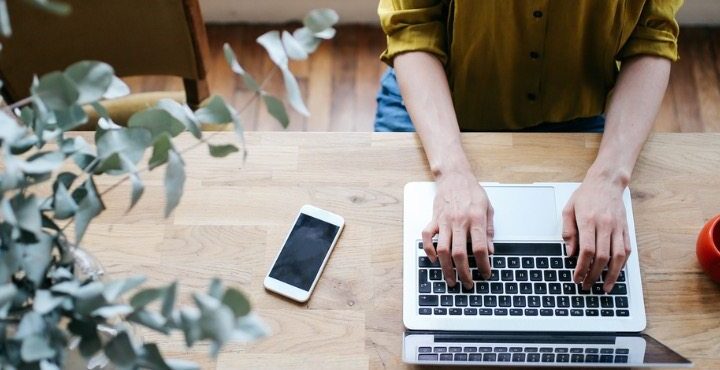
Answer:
[
  {"left": 574, "top": 220, "right": 596, "bottom": 284},
  {"left": 623, "top": 228, "right": 632, "bottom": 267},
  {"left": 436, "top": 222, "right": 455, "bottom": 287},
  {"left": 486, "top": 205, "right": 495, "bottom": 255},
  {"left": 583, "top": 224, "right": 611, "bottom": 290},
  {"left": 422, "top": 220, "right": 439, "bottom": 262},
  {"left": 562, "top": 204, "right": 578, "bottom": 256},
  {"left": 604, "top": 229, "right": 627, "bottom": 292},
  {"left": 470, "top": 222, "right": 491, "bottom": 280},
  {"left": 452, "top": 226, "right": 473, "bottom": 289}
]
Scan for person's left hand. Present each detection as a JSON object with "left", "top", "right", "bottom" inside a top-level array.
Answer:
[{"left": 562, "top": 177, "right": 631, "bottom": 293}]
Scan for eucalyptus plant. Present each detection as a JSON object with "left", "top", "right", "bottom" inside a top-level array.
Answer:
[{"left": 0, "top": 6, "right": 339, "bottom": 369}]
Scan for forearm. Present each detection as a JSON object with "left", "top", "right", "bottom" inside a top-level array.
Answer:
[
  {"left": 588, "top": 55, "right": 672, "bottom": 186},
  {"left": 394, "top": 52, "right": 472, "bottom": 179}
]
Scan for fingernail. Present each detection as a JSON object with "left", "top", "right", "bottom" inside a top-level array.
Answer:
[{"left": 483, "top": 273, "right": 491, "bottom": 280}]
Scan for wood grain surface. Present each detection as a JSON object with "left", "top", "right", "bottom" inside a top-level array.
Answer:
[{"left": 75, "top": 132, "right": 720, "bottom": 369}]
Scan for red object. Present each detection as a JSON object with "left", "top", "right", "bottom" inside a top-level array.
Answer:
[{"left": 697, "top": 214, "right": 720, "bottom": 283}]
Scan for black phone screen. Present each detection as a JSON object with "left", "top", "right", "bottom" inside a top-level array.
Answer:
[{"left": 269, "top": 214, "right": 340, "bottom": 291}]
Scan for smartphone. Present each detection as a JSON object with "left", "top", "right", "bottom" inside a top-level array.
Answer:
[{"left": 264, "top": 205, "right": 345, "bottom": 302}]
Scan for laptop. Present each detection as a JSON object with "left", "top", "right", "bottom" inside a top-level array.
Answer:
[{"left": 402, "top": 182, "right": 691, "bottom": 367}]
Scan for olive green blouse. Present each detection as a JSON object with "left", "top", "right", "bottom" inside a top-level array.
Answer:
[{"left": 378, "top": 0, "right": 682, "bottom": 131}]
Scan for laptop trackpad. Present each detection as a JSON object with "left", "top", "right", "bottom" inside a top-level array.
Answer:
[{"left": 484, "top": 186, "right": 559, "bottom": 240}]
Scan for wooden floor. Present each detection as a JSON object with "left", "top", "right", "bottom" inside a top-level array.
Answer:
[{"left": 125, "top": 25, "right": 720, "bottom": 132}]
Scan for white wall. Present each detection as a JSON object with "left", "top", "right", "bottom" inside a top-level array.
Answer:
[{"left": 200, "top": 0, "right": 720, "bottom": 26}]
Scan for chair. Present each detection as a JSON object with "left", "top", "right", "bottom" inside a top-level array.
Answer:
[{"left": 0, "top": 0, "right": 211, "bottom": 127}]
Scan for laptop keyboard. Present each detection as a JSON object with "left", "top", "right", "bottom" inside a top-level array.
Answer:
[
  {"left": 417, "top": 242, "right": 630, "bottom": 317},
  {"left": 417, "top": 345, "right": 630, "bottom": 364}
]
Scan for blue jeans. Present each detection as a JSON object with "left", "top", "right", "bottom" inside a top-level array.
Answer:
[{"left": 374, "top": 68, "right": 605, "bottom": 133}]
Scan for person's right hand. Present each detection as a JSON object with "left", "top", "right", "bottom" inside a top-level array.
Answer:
[{"left": 422, "top": 171, "right": 495, "bottom": 290}]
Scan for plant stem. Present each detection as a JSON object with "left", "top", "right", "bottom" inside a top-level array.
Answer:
[{"left": 1, "top": 96, "right": 34, "bottom": 114}]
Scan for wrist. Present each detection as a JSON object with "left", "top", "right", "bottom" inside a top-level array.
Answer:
[
  {"left": 585, "top": 163, "right": 631, "bottom": 188},
  {"left": 430, "top": 155, "right": 474, "bottom": 180}
]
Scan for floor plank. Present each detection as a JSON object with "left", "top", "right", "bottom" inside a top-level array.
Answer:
[{"left": 124, "top": 25, "right": 720, "bottom": 133}]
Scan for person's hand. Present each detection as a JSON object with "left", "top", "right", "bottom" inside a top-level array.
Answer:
[
  {"left": 422, "top": 171, "right": 495, "bottom": 290},
  {"left": 562, "top": 176, "right": 631, "bottom": 293}
]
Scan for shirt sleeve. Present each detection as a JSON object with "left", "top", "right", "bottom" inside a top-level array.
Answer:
[
  {"left": 378, "top": 0, "right": 448, "bottom": 66},
  {"left": 618, "top": 0, "right": 683, "bottom": 61}
]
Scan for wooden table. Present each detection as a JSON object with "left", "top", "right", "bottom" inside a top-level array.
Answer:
[{"left": 81, "top": 132, "right": 720, "bottom": 369}]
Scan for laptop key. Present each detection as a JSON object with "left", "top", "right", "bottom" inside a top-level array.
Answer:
[
  {"left": 570, "top": 348, "right": 583, "bottom": 353},
  {"left": 524, "top": 347, "right": 538, "bottom": 352},
  {"left": 419, "top": 269, "right": 428, "bottom": 283},
  {"left": 549, "top": 283, "right": 562, "bottom": 294},
  {"left": 564, "top": 257, "right": 577, "bottom": 268},
  {"left": 586, "top": 354, "right": 599, "bottom": 362},
  {"left": 434, "top": 346, "right": 447, "bottom": 353},
  {"left": 600, "top": 348, "right": 614, "bottom": 354},
  {"left": 433, "top": 282, "right": 446, "bottom": 293},
  {"left": 616, "top": 348, "right": 630, "bottom": 354},
  {"left": 510, "top": 308, "right": 523, "bottom": 316},
  {"left": 493, "top": 257, "right": 506, "bottom": 268},
  {"left": 434, "top": 308, "right": 447, "bottom": 315},
  {"left": 441, "top": 295, "right": 453, "bottom": 306},
  {"left": 449, "top": 347, "right": 462, "bottom": 353},
  {"left": 448, "top": 284, "right": 460, "bottom": 293},
  {"left": 543, "top": 270, "right": 557, "bottom": 281},
  {"left": 418, "top": 295, "right": 438, "bottom": 306},
  {"left": 419, "top": 282, "right": 431, "bottom": 293},
  {"left": 615, "top": 355, "right": 629, "bottom": 363},
  {"left": 418, "top": 354, "right": 438, "bottom": 361},
  {"left": 570, "top": 309, "right": 584, "bottom": 316},
  {"left": 540, "top": 309, "right": 553, "bottom": 316},
  {"left": 419, "top": 308, "right": 432, "bottom": 315},
  {"left": 430, "top": 269, "right": 442, "bottom": 280},
  {"left": 555, "top": 348, "right": 569, "bottom": 353},
  {"left": 513, "top": 296, "right": 526, "bottom": 307},
  {"left": 494, "top": 308, "right": 508, "bottom": 315},
  {"left": 557, "top": 354, "right": 570, "bottom": 362},
  {"left": 536, "top": 257, "right": 549, "bottom": 268},
  {"left": 601, "top": 296, "right": 614, "bottom": 308},
  {"left": 479, "top": 308, "right": 493, "bottom": 315},
  {"left": 515, "top": 270, "right": 528, "bottom": 281},
  {"left": 508, "top": 257, "right": 521, "bottom": 268},
  {"left": 512, "top": 353, "right": 526, "bottom": 362},
  {"left": 542, "top": 296, "right": 555, "bottom": 307},
  {"left": 419, "top": 257, "right": 440, "bottom": 267},
  {"left": 616, "top": 297, "right": 629, "bottom": 308},
  {"left": 472, "top": 269, "right": 483, "bottom": 281},
  {"left": 586, "top": 309, "right": 599, "bottom": 316},
  {"left": 527, "top": 353, "right": 541, "bottom": 362},
  {"left": 555, "top": 309, "right": 569, "bottom": 316},
  {"left": 539, "top": 347, "right": 553, "bottom": 352},
  {"left": 470, "top": 295, "right": 483, "bottom": 306},
  {"left": 501, "top": 270, "right": 514, "bottom": 281},
  {"left": 464, "top": 347, "right": 478, "bottom": 352},
  {"left": 462, "top": 284, "right": 474, "bottom": 293},
  {"left": 418, "top": 347, "right": 432, "bottom": 353},
  {"left": 571, "top": 354, "right": 585, "bottom": 362},
  {"left": 541, "top": 354, "right": 555, "bottom": 362},
  {"left": 484, "top": 296, "right": 497, "bottom": 307},
  {"left": 479, "top": 347, "right": 493, "bottom": 352},
  {"left": 449, "top": 308, "right": 462, "bottom": 315},
  {"left": 491, "top": 282, "right": 504, "bottom": 294},
  {"left": 455, "top": 295, "right": 468, "bottom": 306},
  {"left": 528, "top": 296, "right": 541, "bottom": 307},
  {"left": 476, "top": 282, "right": 490, "bottom": 294},
  {"left": 587, "top": 296, "right": 599, "bottom": 308},
  {"left": 499, "top": 295, "right": 512, "bottom": 307},
  {"left": 559, "top": 270, "right": 572, "bottom": 281},
  {"left": 483, "top": 353, "right": 497, "bottom": 362},
  {"left": 454, "top": 353, "right": 468, "bottom": 361},
  {"left": 534, "top": 283, "right": 548, "bottom": 294},
  {"left": 600, "top": 355, "right": 613, "bottom": 363},
  {"left": 489, "top": 270, "right": 500, "bottom": 281},
  {"left": 557, "top": 296, "right": 570, "bottom": 307},
  {"left": 592, "top": 284, "right": 605, "bottom": 295},
  {"left": 464, "top": 308, "right": 477, "bottom": 315},
  {"left": 578, "top": 284, "right": 591, "bottom": 294},
  {"left": 563, "top": 283, "right": 576, "bottom": 295},
  {"left": 601, "top": 309, "right": 614, "bottom": 316},
  {"left": 530, "top": 270, "right": 543, "bottom": 281},
  {"left": 505, "top": 282, "right": 519, "bottom": 294},
  {"left": 571, "top": 296, "right": 584, "bottom": 307},
  {"left": 525, "top": 308, "right": 539, "bottom": 316},
  {"left": 468, "top": 354, "right": 483, "bottom": 361},
  {"left": 520, "top": 283, "right": 533, "bottom": 294},
  {"left": 439, "top": 353, "right": 453, "bottom": 361},
  {"left": 494, "top": 347, "right": 508, "bottom": 352},
  {"left": 509, "top": 347, "right": 523, "bottom": 352},
  {"left": 550, "top": 257, "right": 563, "bottom": 268},
  {"left": 522, "top": 257, "right": 534, "bottom": 268},
  {"left": 498, "top": 353, "right": 511, "bottom": 362},
  {"left": 610, "top": 284, "right": 627, "bottom": 295}
]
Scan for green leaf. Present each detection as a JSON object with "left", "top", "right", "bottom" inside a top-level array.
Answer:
[
  {"left": 0, "top": 110, "right": 28, "bottom": 144},
  {"left": 20, "top": 151, "right": 65, "bottom": 175},
  {"left": 16, "top": 311, "right": 45, "bottom": 339},
  {"left": 91, "top": 304, "right": 134, "bottom": 318},
  {"left": 257, "top": 30, "right": 288, "bottom": 69},
  {"left": 0, "top": 0, "right": 11, "bottom": 37},
  {"left": 103, "top": 276, "right": 146, "bottom": 302},
  {"left": 292, "top": 27, "right": 321, "bottom": 54},
  {"left": 303, "top": 8, "right": 339, "bottom": 34},
  {"left": 92, "top": 101, "right": 110, "bottom": 119},
  {"left": 164, "top": 150, "right": 185, "bottom": 217},
  {"left": 50, "top": 280, "right": 80, "bottom": 295},
  {"left": 53, "top": 181, "right": 78, "bottom": 219},
  {"left": 11, "top": 232, "right": 53, "bottom": 285},
  {"left": 161, "top": 281, "right": 177, "bottom": 318},
  {"left": 281, "top": 31, "right": 308, "bottom": 60},
  {"left": 129, "top": 172, "right": 144, "bottom": 211},
  {"left": 179, "top": 307, "right": 201, "bottom": 347},
  {"left": 130, "top": 287, "right": 163, "bottom": 309},
  {"left": 207, "top": 278, "right": 223, "bottom": 299},
  {"left": 208, "top": 144, "right": 239, "bottom": 158},
  {"left": 78, "top": 333, "right": 102, "bottom": 358},
  {"left": 9, "top": 193, "right": 42, "bottom": 234},
  {"left": 232, "top": 116, "right": 248, "bottom": 162},
  {"left": 194, "top": 95, "right": 234, "bottom": 124},
  {"left": 74, "top": 178, "right": 105, "bottom": 243},
  {"left": 166, "top": 359, "right": 201, "bottom": 370},
  {"left": 103, "top": 76, "right": 130, "bottom": 99},
  {"left": 281, "top": 68, "right": 309, "bottom": 117},
  {"left": 21, "top": 334, "right": 56, "bottom": 362},
  {"left": 128, "top": 108, "right": 185, "bottom": 139},
  {"left": 104, "top": 331, "right": 139, "bottom": 367},
  {"left": 139, "top": 343, "right": 172, "bottom": 370},
  {"left": 33, "top": 71, "right": 79, "bottom": 110},
  {"left": 223, "top": 43, "right": 260, "bottom": 92},
  {"left": 0, "top": 283, "right": 17, "bottom": 308},
  {"left": 156, "top": 99, "right": 202, "bottom": 139},
  {"left": 148, "top": 132, "right": 172, "bottom": 170},
  {"left": 96, "top": 126, "right": 152, "bottom": 165},
  {"left": 128, "top": 309, "right": 169, "bottom": 334},
  {"left": 64, "top": 61, "right": 115, "bottom": 104},
  {"left": 55, "top": 104, "right": 89, "bottom": 131},
  {"left": 221, "top": 288, "right": 251, "bottom": 317},
  {"left": 262, "top": 93, "right": 289, "bottom": 128},
  {"left": 24, "top": 0, "right": 71, "bottom": 15},
  {"left": 33, "top": 290, "right": 64, "bottom": 314}
]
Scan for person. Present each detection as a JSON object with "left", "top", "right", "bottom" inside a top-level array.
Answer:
[{"left": 376, "top": 1, "right": 682, "bottom": 293}]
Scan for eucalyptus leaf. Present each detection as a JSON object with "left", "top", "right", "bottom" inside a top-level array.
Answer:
[
  {"left": 97, "top": 117, "right": 122, "bottom": 130},
  {"left": 179, "top": 307, "right": 201, "bottom": 347},
  {"left": 281, "top": 68, "right": 310, "bottom": 117},
  {"left": 314, "top": 27, "right": 336, "bottom": 40},
  {"left": 166, "top": 359, "right": 201, "bottom": 370},
  {"left": 129, "top": 287, "right": 163, "bottom": 309},
  {"left": 207, "top": 278, "right": 223, "bottom": 299},
  {"left": 21, "top": 334, "right": 56, "bottom": 362},
  {"left": 281, "top": 31, "right": 308, "bottom": 60},
  {"left": 16, "top": 311, "right": 45, "bottom": 339},
  {"left": 208, "top": 144, "right": 239, "bottom": 158},
  {"left": 96, "top": 126, "right": 152, "bottom": 165},
  {"left": 292, "top": 27, "right": 321, "bottom": 54},
  {"left": 64, "top": 61, "right": 114, "bottom": 104},
  {"left": 103, "top": 76, "right": 130, "bottom": 99},
  {"left": 156, "top": 99, "right": 201, "bottom": 139},
  {"left": 50, "top": 280, "right": 80, "bottom": 295},
  {"left": 128, "top": 309, "right": 169, "bottom": 334},
  {"left": 53, "top": 182, "right": 77, "bottom": 219},
  {"left": 149, "top": 133, "right": 172, "bottom": 170},
  {"left": 33, "top": 71, "right": 79, "bottom": 110},
  {"left": 129, "top": 172, "right": 144, "bottom": 211},
  {"left": 0, "top": 110, "right": 27, "bottom": 143},
  {"left": 161, "top": 281, "right": 177, "bottom": 318},
  {"left": 33, "top": 290, "right": 64, "bottom": 314},
  {"left": 223, "top": 43, "right": 260, "bottom": 92},
  {"left": 92, "top": 102, "right": 110, "bottom": 119},
  {"left": 78, "top": 333, "right": 102, "bottom": 358},
  {"left": 12, "top": 232, "right": 53, "bottom": 285},
  {"left": 256, "top": 30, "right": 288, "bottom": 69},
  {"left": 25, "top": 0, "right": 71, "bottom": 15},
  {"left": 9, "top": 193, "right": 41, "bottom": 234},
  {"left": 103, "top": 276, "right": 146, "bottom": 302},
  {"left": 0, "top": 0, "right": 11, "bottom": 37},
  {"left": 194, "top": 95, "right": 234, "bottom": 125},
  {"left": 74, "top": 178, "right": 104, "bottom": 243},
  {"left": 55, "top": 104, "right": 89, "bottom": 130},
  {"left": 221, "top": 288, "right": 251, "bottom": 317},
  {"left": 91, "top": 304, "right": 134, "bottom": 318},
  {"left": 303, "top": 8, "right": 339, "bottom": 34},
  {"left": 19, "top": 151, "right": 65, "bottom": 175},
  {"left": 262, "top": 93, "right": 289, "bottom": 128},
  {"left": 164, "top": 150, "right": 185, "bottom": 217},
  {"left": 128, "top": 108, "right": 185, "bottom": 140},
  {"left": 139, "top": 343, "right": 172, "bottom": 370},
  {"left": 0, "top": 283, "right": 17, "bottom": 308},
  {"left": 104, "top": 331, "right": 139, "bottom": 367}
]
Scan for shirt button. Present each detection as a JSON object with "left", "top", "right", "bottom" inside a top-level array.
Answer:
[
  {"left": 530, "top": 51, "right": 540, "bottom": 59},
  {"left": 527, "top": 93, "right": 537, "bottom": 101},
  {"left": 533, "top": 10, "right": 543, "bottom": 18}
]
